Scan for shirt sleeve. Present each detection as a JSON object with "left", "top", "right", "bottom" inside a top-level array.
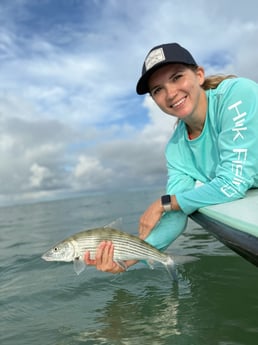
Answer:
[
  {"left": 144, "top": 211, "right": 188, "bottom": 251},
  {"left": 176, "top": 78, "right": 258, "bottom": 214},
  {"left": 145, "top": 153, "right": 195, "bottom": 250}
]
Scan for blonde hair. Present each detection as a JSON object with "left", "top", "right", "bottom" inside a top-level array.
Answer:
[
  {"left": 201, "top": 74, "right": 237, "bottom": 90},
  {"left": 187, "top": 65, "right": 237, "bottom": 89}
]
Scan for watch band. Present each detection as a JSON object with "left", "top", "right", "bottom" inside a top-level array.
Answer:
[{"left": 161, "top": 194, "right": 172, "bottom": 212}]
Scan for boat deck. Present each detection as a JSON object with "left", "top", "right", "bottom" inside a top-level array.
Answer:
[{"left": 190, "top": 189, "right": 258, "bottom": 267}]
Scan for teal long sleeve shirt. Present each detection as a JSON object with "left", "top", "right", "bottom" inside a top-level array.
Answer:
[{"left": 145, "top": 77, "right": 258, "bottom": 251}]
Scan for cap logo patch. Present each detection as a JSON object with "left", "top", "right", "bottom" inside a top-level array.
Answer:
[{"left": 145, "top": 47, "right": 165, "bottom": 71}]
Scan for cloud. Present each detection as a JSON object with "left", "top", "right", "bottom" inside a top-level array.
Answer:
[
  {"left": 73, "top": 155, "right": 113, "bottom": 190},
  {"left": 0, "top": 0, "right": 257, "bottom": 206}
]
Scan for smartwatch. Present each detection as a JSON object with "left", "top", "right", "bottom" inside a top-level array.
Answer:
[{"left": 161, "top": 194, "right": 172, "bottom": 212}]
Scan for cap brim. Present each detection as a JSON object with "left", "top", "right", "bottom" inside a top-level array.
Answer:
[{"left": 136, "top": 61, "right": 174, "bottom": 95}]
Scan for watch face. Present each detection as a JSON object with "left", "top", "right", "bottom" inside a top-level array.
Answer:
[{"left": 161, "top": 195, "right": 171, "bottom": 204}]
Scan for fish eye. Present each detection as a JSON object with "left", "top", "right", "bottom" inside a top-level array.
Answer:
[{"left": 54, "top": 247, "right": 59, "bottom": 252}]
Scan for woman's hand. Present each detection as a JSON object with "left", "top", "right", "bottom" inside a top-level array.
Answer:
[
  {"left": 139, "top": 198, "right": 164, "bottom": 240},
  {"left": 84, "top": 241, "right": 137, "bottom": 274}
]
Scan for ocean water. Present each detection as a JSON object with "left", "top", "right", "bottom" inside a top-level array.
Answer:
[{"left": 1, "top": 188, "right": 258, "bottom": 345}]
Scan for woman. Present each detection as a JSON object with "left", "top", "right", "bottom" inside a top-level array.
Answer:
[{"left": 85, "top": 43, "right": 258, "bottom": 273}]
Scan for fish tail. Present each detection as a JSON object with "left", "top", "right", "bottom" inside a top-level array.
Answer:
[{"left": 164, "top": 256, "right": 178, "bottom": 281}]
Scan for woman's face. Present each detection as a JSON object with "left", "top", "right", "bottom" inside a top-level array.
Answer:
[{"left": 148, "top": 64, "right": 205, "bottom": 120}]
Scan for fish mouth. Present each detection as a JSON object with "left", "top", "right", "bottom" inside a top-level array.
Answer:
[
  {"left": 41, "top": 251, "right": 73, "bottom": 262},
  {"left": 41, "top": 252, "right": 52, "bottom": 261}
]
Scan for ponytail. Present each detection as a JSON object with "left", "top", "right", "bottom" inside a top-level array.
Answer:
[{"left": 201, "top": 74, "right": 237, "bottom": 90}]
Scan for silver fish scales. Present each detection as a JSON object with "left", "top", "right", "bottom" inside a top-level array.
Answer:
[{"left": 42, "top": 227, "right": 177, "bottom": 279}]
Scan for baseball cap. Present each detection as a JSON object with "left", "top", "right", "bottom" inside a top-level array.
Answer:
[{"left": 136, "top": 43, "right": 197, "bottom": 95}]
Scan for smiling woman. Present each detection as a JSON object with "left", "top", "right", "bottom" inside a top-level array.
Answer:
[
  {"left": 85, "top": 42, "right": 258, "bottom": 273},
  {"left": 137, "top": 43, "right": 258, "bottom": 247}
]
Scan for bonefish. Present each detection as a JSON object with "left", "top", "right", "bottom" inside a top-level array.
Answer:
[{"left": 42, "top": 226, "right": 179, "bottom": 279}]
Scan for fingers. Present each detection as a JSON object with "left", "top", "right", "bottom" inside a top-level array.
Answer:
[
  {"left": 139, "top": 199, "right": 163, "bottom": 239},
  {"left": 85, "top": 241, "right": 125, "bottom": 274},
  {"left": 84, "top": 250, "right": 96, "bottom": 265},
  {"left": 95, "top": 241, "right": 116, "bottom": 271},
  {"left": 85, "top": 242, "right": 133, "bottom": 274}
]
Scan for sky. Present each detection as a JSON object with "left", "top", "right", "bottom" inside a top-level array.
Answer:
[{"left": 0, "top": 0, "right": 258, "bottom": 206}]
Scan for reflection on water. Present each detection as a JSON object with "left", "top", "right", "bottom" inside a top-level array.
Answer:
[
  {"left": 60, "top": 272, "right": 192, "bottom": 345},
  {"left": 55, "top": 256, "right": 258, "bottom": 345}
]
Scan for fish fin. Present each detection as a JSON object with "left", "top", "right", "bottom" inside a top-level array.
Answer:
[
  {"left": 73, "top": 257, "right": 86, "bottom": 275},
  {"left": 164, "top": 256, "right": 178, "bottom": 281},
  {"left": 115, "top": 260, "right": 128, "bottom": 271},
  {"left": 139, "top": 259, "right": 154, "bottom": 269},
  {"left": 104, "top": 217, "right": 123, "bottom": 230},
  {"left": 146, "top": 260, "right": 155, "bottom": 270}
]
